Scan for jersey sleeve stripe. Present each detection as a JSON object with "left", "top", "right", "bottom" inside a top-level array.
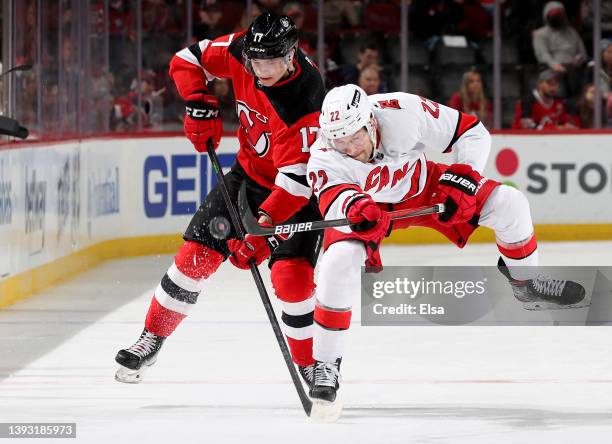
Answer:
[
  {"left": 283, "top": 171, "right": 309, "bottom": 187},
  {"left": 318, "top": 183, "right": 361, "bottom": 217},
  {"left": 444, "top": 112, "right": 480, "bottom": 153},
  {"left": 175, "top": 41, "right": 216, "bottom": 81},
  {"left": 210, "top": 33, "right": 235, "bottom": 47},
  {"left": 278, "top": 163, "right": 307, "bottom": 176},
  {"left": 275, "top": 172, "right": 312, "bottom": 199},
  {"left": 188, "top": 42, "right": 203, "bottom": 65}
]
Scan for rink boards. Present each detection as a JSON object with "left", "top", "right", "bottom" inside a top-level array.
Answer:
[{"left": 0, "top": 133, "right": 611, "bottom": 307}]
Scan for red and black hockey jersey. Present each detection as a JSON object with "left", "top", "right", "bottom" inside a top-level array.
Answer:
[{"left": 169, "top": 32, "right": 325, "bottom": 223}]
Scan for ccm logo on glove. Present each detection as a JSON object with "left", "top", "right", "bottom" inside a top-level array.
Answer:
[{"left": 185, "top": 105, "right": 219, "bottom": 120}]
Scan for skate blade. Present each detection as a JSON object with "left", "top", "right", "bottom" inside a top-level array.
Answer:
[
  {"left": 310, "top": 398, "right": 344, "bottom": 423},
  {"left": 115, "top": 364, "right": 149, "bottom": 384},
  {"left": 522, "top": 298, "right": 591, "bottom": 311}
]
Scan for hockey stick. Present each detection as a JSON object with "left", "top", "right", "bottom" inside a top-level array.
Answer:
[
  {"left": 238, "top": 185, "right": 445, "bottom": 237},
  {"left": 206, "top": 140, "right": 313, "bottom": 416}
]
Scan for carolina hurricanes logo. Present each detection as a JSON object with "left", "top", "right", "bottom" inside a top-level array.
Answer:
[
  {"left": 236, "top": 100, "right": 271, "bottom": 157},
  {"left": 364, "top": 161, "right": 413, "bottom": 193}
]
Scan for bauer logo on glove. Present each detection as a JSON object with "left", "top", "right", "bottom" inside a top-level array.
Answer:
[
  {"left": 435, "top": 164, "right": 487, "bottom": 225},
  {"left": 438, "top": 172, "right": 479, "bottom": 195}
]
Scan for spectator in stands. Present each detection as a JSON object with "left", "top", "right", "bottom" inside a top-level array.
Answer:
[
  {"left": 236, "top": 2, "right": 262, "bottom": 32},
  {"left": 111, "top": 70, "right": 164, "bottom": 131},
  {"left": 358, "top": 64, "right": 383, "bottom": 95},
  {"left": 18, "top": 72, "right": 37, "bottom": 127},
  {"left": 339, "top": 41, "right": 384, "bottom": 85},
  {"left": 193, "top": 2, "right": 227, "bottom": 42},
  {"left": 532, "top": 1, "right": 587, "bottom": 98},
  {"left": 580, "top": 1, "right": 612, "bottom": 41},
  {"left": 323, "top": 0, "right": 360, "bottom": 30},
  {"left": 583, "top": 39, "right": 612, "bottom": 107},
  {"left": 576, "top": 83, "right": 602, "bottom": 129},
  {"left": 143, "top": 0, "right": 180, "bottom": 36},
  {"left": 503, "top": 0, "right": 547, "bottom": 63},
  {"left": 456, "top": 0, "right": 492, "bottom": 41},
  {"left": 109, "top": 0, "right": 136, "bottom": 87},
  {"left": 282, "top": 2, "right": 316, "bottom": 56},
  {"left": 321, "top": 42, "right": 343, "bottom": 90},
  {"left": 448, "top": 68, "right": 492, "bottom": 128},
  {"left": 512, "top": 69, "right": 580, "bottom": 130}
]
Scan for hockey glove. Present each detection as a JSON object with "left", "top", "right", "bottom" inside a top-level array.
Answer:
[
  {"left": 435, "top": 163, "right": 483, "bottom": 226},
  {"left": 345, "top": 194, "right": 390, "bottom": 243},
  {"left": 184, "top": 91, "right": 222, "bottom": 152},
  {"left": 227, "top": 215, "right": 283, "bottom": 270},
  {"left": 227, "top": 234, "right": 272, "bottom": 270}
]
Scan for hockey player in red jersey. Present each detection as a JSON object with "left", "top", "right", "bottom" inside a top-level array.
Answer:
[
  {"left": 115, "top": 13, "right": 325, "bottom": 386},
  {"left": 305, "top": 84, "right": 586, "bottom": 414}
]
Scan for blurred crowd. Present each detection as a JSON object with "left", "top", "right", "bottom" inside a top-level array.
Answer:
[{"left": 3, "top": 0, "right": 612, "bottom": 137}]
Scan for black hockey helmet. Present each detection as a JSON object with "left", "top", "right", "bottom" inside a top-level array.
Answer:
[{"left": 243, "top": 13, "right": 298, "bottom": 61}]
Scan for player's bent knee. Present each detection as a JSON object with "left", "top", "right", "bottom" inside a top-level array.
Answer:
[
  {"left": 271, "top": 258, "right": 314, "bottom": 303},
  {"left": 175, "top": 240, "right": 224, "bottom": 280},
  {"left": 490, "top": 185, "right": 530, "bottom": 218},
  {"left": 321, "top": 240, "right": 366, "bottom": 275}
]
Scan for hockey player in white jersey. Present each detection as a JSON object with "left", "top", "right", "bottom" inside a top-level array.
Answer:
[{"left": 305, "top": 84, "right": 586, "bottom": 415}]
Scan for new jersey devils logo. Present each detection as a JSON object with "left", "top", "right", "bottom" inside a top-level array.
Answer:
[{"left": 236, "top": 100, "right": 271, "bottom": 157}]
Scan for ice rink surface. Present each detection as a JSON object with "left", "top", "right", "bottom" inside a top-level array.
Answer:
[{"left": 2, "top": 241, "right": 612, "bottom": 443}]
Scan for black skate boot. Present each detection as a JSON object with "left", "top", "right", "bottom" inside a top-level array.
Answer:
[
  {"left": 115, "top": 328, "right": 166, "bottom": 383},
  {"left": 309, "top": 359, "right": 343, "bottom": 422},
  {"left": 298, "top": 364, "right": 314, "bottom": 386},
  {"left": 498, "top": 258, "right": 588, "bottom": 310}
]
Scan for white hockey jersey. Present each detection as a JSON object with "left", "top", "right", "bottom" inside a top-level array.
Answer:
[{"left": 306, "top": 92, "right": 491, "bottom": 223}]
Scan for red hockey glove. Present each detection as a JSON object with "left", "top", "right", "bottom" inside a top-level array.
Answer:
[
  {"left": 435, "top": 163, "right": 483, "bottom": 226},
  {"left": 227, "top": 216, "right": 283, "bottom": 270},
  {"left": 345, "top": 194, "right": 390, "bottom": 242},
  {"left": 227, "top": 234, "right": 271, "bottom": 270},
  {"left": 184, "top": 91, "right": 222, "bottom": 152}
]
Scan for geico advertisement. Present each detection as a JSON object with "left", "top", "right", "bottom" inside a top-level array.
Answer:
[
  {"left": 140, "top": 138, "right": 237, "bottom": 219},
  {"left": 488, "top": 135, "right": 612, "bottom": 223}
]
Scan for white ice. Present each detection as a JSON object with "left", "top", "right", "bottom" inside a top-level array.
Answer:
[{"left": 1, "top": 241, "right": 612, "bottom": 443}]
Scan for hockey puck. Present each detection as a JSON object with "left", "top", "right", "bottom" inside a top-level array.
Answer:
[{"left": 209, "top": 216, "right": 231, "bottom": 240}]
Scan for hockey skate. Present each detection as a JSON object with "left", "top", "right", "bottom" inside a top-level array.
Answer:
[
  {"left": 498, "top": 258, "right": 589, "bottom": 310},
  {"left": 298, "top": 364, "right": 314, "bottom": 386},
  {"left": 309, "top": 359, "right": 343, "bottom": 422},
  {"left": 115, "top": 328, "right": 166, "bottom": 383}
]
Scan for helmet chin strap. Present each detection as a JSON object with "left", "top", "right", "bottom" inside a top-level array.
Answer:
[
  {"left": 280, "top": 48, "right": 296, "bottom": 79},
  {"left": 366, "top": 116, "right": 382, "bottom": 162}
]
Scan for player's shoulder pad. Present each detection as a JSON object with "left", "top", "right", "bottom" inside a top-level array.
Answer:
[
  {"left": 258, "top": 49, "right": 325, "bottom": 127},
  {"left": 370, "top": 91, "right": 422, "bottom": 111},
  {"left": 227, "top": 32, "right": 246, "bottom": 64},
  {"left": 370, "top": 92, "right": 425, "bottom": 125}
]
